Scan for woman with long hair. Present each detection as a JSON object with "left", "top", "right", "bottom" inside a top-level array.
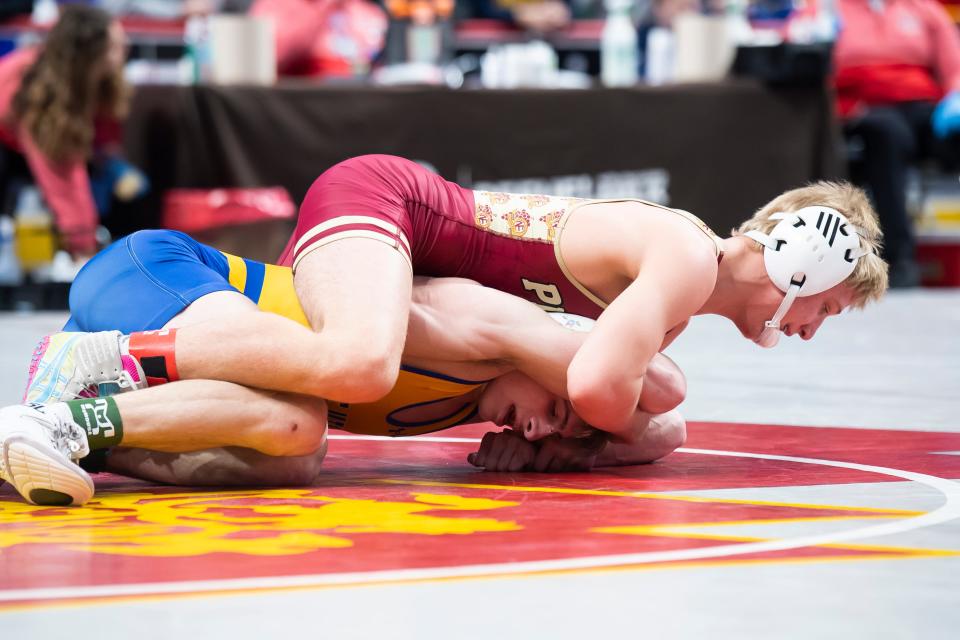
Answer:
[{"left": 0, "top": 5, "right": 131, "bottom": 259}]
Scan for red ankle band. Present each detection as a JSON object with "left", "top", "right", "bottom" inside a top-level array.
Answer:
[{"left": 128, "top": 329, "right": 179, "bottom": 385}]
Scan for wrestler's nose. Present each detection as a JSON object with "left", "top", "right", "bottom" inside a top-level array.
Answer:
[
  {"left": 800, "top": 318, "right": 823, "bottom": 341},
  {"left": 524, "top": 418, "right": 556, "bottom": 441}
]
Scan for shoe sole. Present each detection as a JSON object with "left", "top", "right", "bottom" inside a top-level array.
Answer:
[{"left": 2, "top": 436, "right": 94, "bottom": 506}]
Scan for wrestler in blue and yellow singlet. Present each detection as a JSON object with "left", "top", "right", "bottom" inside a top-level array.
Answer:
[{"left": 66, "top": 230, "right": 487, "bottom": 437}]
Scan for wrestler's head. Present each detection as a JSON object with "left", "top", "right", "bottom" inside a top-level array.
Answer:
[
  {"left": 732, "top": 182, "right": 888, "bottom": 346},
  {"left": 477, "top": 371, "right": 591, "bottom": 441},
  {"left": 737, "top": 282, "right": 860, "bottom": 342}
]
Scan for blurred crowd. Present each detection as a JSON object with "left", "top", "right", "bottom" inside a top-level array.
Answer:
[{"left": 3, "top": 0, "right": 960, "bottom": 288}]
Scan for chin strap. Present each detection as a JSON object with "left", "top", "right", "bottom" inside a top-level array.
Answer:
[{"left": 754, "top": 277, "right": 803, "bottom": 349}]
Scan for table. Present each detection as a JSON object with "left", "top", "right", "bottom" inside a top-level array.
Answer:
[{"left": 123, "top": 79, "right": 845, "bottom": 238}]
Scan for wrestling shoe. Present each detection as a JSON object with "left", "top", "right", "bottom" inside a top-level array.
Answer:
[
  {"left": 0, "top": 403, "right": 93, "bottom": 506},
  {"left": 23, "top": 331, "right": 146, "bottom": 405}
]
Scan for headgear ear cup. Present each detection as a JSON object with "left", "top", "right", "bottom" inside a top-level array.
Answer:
[{"left": 745, "top": 206, "right": 869, "bottom": 348}]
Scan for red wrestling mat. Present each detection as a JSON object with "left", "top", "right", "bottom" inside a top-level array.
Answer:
[{"left": 2, "top": 421, "right": 959, "bottom": 609}]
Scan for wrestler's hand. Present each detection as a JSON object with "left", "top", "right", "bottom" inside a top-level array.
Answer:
[
  {"left": 468, "top": 429, "right": 536, "bottom": 472},
  {"left": 532, "top": 430, "right": 608, "bottom": 473}
]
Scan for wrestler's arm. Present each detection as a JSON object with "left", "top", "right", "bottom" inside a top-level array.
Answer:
[
  {"left": 404, "top": 277, "right": 685, "bottom": 414},
  {"left": 593, "top": 410, "right": 686, "bottom": 466},
  {"left": 529, "top": 410, "right": 686, "bottom": 471},
  {"left": 565, "top": 240, "right": 716, "bottom": 438},
  {"left": 470, "top": 409, "right": 686, "bottom": 472}
]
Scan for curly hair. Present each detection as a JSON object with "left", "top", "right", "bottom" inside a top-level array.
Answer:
[{"left": 12, "top": 5, "right": 129, "bottom": 164}]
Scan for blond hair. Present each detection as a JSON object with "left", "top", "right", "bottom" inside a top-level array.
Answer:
[{"left": 733, "top": 181, "right": 888, "bottom": 308}]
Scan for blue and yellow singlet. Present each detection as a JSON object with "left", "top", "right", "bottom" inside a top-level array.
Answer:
[
  {"left": 219, "top": 251, "right": 486, "bottom": 437},
  {"left": 66, "top": 229, "right": 487, "bottom": 437}
]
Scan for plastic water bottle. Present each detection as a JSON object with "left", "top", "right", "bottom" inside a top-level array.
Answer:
[
  {"left": 726, "top": 0, "right": 755, "bottom": 45},
  {"left": 601, "top": 0, "right": 639, "bottom": 87},
  {"left": 183, "top": 16, "right": 211, "bottom": 83},
  {"left": 789, "top": 0, "right": 840, "bottom": 43},
  {"left": 0, "top": 216, "right": 22, "bottom": 286},
  {"left": 13, "top": 186, "right": 55, "bottom": 276},
  {"left": 813, "top": 0, "right": 842, "bottom": 42},
  {"left": 645, "top": 27, "right": 675, "bottom": 86}
]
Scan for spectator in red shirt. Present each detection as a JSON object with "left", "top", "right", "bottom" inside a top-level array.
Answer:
[
  {"left": 249, "top": 0, "right": 387, "bottom": 78},
  {"left": 834, "top": 0, "right": 960, "bottom": 287},
  {"left": 0, "top": 5, "right": 132, "bottom": 259}
]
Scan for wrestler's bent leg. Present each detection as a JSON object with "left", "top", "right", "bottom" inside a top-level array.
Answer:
[
  {"left": 112, "top": 379, "right": 328, "bottom": 457},
  {"left": 292, "top": 240, "right": 412, "bottom": 403},
  {"left": 105, "top": 443, "right": 328, "bottom": 487}
]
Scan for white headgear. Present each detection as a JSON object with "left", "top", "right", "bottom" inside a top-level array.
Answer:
[{"left": 745, "top": 206, "right": 869, "bottom": 348}]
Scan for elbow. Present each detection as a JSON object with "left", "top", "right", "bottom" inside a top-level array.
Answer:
[
  {"left": 327, "top": 354, "right": 400, "bottom": 403},
  {"left": 657, "top": 409, "right": 687, "bottom": 454},
  {"left": 627, "top": 409, "right": 687, "bottom": 465},
  {"left": 567, "top": 373, "right": 637, "bottom": 433},
  {"left": 644, "top": 368, "right": 687, "bottom": 415},
  {"left": 667, "top": 367, "right": 687, "bottom": 408},
  {"left": 303, "top": 331, "right": 402, "bottom": 403}
]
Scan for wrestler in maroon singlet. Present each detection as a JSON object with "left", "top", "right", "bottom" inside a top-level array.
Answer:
[{"left": 279, "top": 155, "right": 722, "bottom": 318}]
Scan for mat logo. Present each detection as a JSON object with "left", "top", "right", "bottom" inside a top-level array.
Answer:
[
  {"left": 0, "top": 491, "right": 521, "bottom": 557},
  {"left": 79, "top": 398, "right": 115, "bottom": 438}
]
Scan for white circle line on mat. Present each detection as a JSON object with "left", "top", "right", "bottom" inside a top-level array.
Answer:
[{"left": 1, "top": 443, "right": 957, "bottom": 604}]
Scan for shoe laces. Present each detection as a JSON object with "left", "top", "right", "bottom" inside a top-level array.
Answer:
[
  {"left": 74, "top": 334, "right": 145, "bottom": 399},
  {"left": 24, "top": 403, "right": 89, "bottom": 460}
]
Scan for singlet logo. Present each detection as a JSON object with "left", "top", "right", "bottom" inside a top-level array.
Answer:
[{"left": 522, "top": 278, "right": 564, "bottom": 312}]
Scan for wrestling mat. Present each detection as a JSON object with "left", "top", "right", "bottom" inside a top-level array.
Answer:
[{"left": 2, "top": 420, "right": 959, "bottom": 611}]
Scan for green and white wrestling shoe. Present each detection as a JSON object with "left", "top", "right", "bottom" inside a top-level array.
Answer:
[
  {"left": 23, "top": 331, "right": 146, "bottom": 404},
  {"left": 0, "top": 403, "right": 93, "bottom": 506}
]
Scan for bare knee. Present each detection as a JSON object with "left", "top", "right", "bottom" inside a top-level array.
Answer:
[
  {"left": 257, "top": 396, "right": 329, "bottom": 457},
  {"left": 305, "top": 335, "right": 402, "bottom": 403},
  {"left": 340, "top": 349, "right": 401, "bottom": 402}
]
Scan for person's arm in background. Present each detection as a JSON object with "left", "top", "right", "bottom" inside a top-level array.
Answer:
[
  {"left": 924, "top": 0, "right": 960, "bottom": 91},
  {"left": 249, "top": 0, "right": 337, "bottom": 72},
  {"left": 91, "top": 116, "right": 148, "bottom": 206},
  {"left": 924, "top": 0, "right": 960, "bottom": 137},
  {"left": 17, "top": 128, "right": 98, "bottom": 257},
  {"left": 468, "top": 0, "right": 570, "bottom": 32}
]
